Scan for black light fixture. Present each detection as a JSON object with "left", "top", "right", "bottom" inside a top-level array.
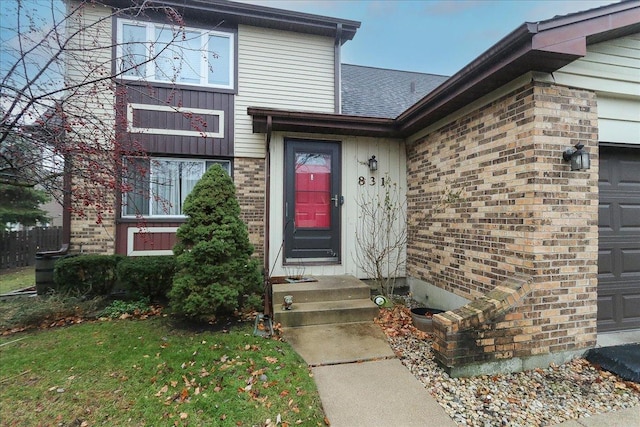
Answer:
[
  {"left": 368, "top": 155, "right": 378, "bottom": 171},
  {"left": 563, "top": 143, "right": 590, "bottom": 171}
]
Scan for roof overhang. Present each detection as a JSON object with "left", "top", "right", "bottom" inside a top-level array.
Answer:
[
  {"left": 105, "top": 0, "right": 360, "bottom": 43},
  {"left": 248, "top": 108, "right": 399, "bottom": 138},
  {"left": 248, "top": 1, "right": 640, "bottom": 139},
  {"left": 397, "top": 0, "right": 640, "bottom": 136}
]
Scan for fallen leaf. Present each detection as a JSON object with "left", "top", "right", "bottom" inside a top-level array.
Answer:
[
  {"left": 155, "top": 385, "right": 168, "bottom": 396},
  {"left": 180, "top": 412, "right": 188, "bottom": 419}
]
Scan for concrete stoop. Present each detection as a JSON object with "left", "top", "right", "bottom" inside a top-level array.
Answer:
[{"left": 272, "top": 275, "right": 379, "bottom": 327}]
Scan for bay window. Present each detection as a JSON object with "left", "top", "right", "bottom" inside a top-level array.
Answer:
[
  {"left": 123, "top": 157, "right": 231, "bottom": 217},
  {"left": 117, "top": 19, "right": 234, "bottom": 89}
]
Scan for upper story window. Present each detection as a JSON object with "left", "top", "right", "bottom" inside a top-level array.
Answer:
[{"left": 117, "top": 19, "right": 234, "bottom": 90}]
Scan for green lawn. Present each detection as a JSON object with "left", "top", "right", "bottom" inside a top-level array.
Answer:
[
  {"left": 0, "top": 266, "right": 35, "bottom": 294},
  {"left": 0, "top": 318, "right": 326, "bottom": 426}
]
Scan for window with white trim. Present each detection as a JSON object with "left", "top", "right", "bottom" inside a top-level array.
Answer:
[
  {"left": 122, "top": 157, "right": 231, "bottom": 217},
  {"left": 117, "top": 19, "right": 234, "bottom": 89}
]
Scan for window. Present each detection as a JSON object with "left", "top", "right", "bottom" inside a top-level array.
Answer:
[
  {"left": 117, "top": 19, "right": 234, "bottom": 89},
  {"left": 122, "top": 157, "right": 231, "bottom": 217}
]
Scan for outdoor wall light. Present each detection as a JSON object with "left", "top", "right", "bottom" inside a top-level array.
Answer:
[
  {"left": 562, "top": 143, "right": 590, "bottom": 171},
  {"left": 368, "top": 155, "right": 378, "bottom": 171}
]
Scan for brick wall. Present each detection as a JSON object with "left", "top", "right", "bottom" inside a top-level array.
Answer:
[
  {"left": 406, "top": 79, "right": 599, "bottom": 373},
  {"left": 69, "top": 174, "right": 117, "bottom": 254},
  {"left": 234, "top": 157, "right": 266, "bottom": 261}
]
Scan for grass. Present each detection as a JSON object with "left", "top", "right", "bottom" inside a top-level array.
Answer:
[
  {"left": 0, "top": 318, "right": 326, "bottom": 426},
  {"left": 0, "top": 266, "right": 35, "bottom": 294}
]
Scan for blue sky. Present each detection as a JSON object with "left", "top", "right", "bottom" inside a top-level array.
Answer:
[{"left": 241, "top": 0, "right": 619, "bottom": 76}]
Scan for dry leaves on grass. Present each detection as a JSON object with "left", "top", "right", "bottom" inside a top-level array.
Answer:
[
  {"left": 374, "top": 305, "right": 430, "bottom": 340},
  {"left": 1, "top": 304, "right": 165, "bottom": 336}
]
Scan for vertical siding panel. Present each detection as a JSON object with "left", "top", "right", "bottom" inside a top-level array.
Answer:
[
  {"left": 268, "top": 133, "right": 404, "bottom": 278},
  {"left": 118, "top": 86, "right": 234, "bottom": 156}
]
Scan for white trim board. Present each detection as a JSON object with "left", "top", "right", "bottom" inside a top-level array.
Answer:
[
  {"left": 126, "top": 226, "right": 178, "bottom": 256},
  {"left": 127, "top": 103, "right": 225, "bottom": 138}
]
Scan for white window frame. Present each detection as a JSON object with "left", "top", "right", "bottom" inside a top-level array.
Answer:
[
  {"left": 127, "top": 226, "right": 179, "bottom": 256},
  {"left": 116, "top": 19, "right": 235, "bottom": 90},
  {"left": 122, "top": 157, "right": 232, "bottom": 219}
]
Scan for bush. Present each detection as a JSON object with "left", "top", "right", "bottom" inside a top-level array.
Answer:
[
  {"left": 54, "top": 254, "right": 122, "bottom": 296},
  {"left": 116, "top": 256, "right": 176, "bottom": 300},
  {"left": 169, "top": 164, "right": 263, "bottom": 318}
]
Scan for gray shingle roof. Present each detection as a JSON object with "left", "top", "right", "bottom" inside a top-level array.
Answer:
[{"left": 341, "top": 64, "right": 449, "bottom": 119}]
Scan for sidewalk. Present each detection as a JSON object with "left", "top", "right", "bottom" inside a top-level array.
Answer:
[
  {"left": 283, "top": 322, "right": 639, "bottom": 427},
  {"left": 282, "top": 322, "right": 457, "bottom": 427}
]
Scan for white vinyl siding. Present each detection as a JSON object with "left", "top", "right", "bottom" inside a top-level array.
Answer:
[
  {"left": 235, "top": 25, "right": 336, "bottom": 158},
  {"left": 598, "top": 96, "right": 640, "bottom": 144},
  {"left": 555, "top": 33, "right": 640, "bottom": 144},
  {"left": 268, "top": 133, "right": 406, "bottom": 278}
]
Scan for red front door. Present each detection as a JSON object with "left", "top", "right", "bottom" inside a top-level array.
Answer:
[{"left": 284, "top": 139, "right": 341, "bottom": 261}]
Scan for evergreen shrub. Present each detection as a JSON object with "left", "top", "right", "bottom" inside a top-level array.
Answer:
[
  {"left": 54, "top": 254, "right": 122, "bottom": 296},
  {"left": 169, "top": 165, "right": 262, "bottom": 318},
  {"left": 116, "top": 256, "right": 176, "bottom": 300}
]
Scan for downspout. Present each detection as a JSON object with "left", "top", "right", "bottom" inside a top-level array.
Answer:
[
  {"left": 263, "top": 115, "right": 273, "bottom": 317},
  {"left": 334, "top": 23, "right": 342, "bottom": 114},
  {"left": 61, "top": 126, "right": 72, "bottom": 247}
]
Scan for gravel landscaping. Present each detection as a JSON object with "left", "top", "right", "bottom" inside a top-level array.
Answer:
[{"left": 379, "top": 304, "right": 640, "bottom": 427}]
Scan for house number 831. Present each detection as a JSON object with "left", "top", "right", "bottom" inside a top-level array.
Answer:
[{"left": 358, "top": 176, "right": 386, "bottom": 186}]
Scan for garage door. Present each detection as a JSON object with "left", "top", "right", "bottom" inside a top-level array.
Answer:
[{"left": 598, "top": 146, "right": 640, "bottom": 332}]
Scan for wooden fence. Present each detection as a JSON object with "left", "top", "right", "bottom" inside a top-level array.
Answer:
[{"left": 0, "top": 227, "right": 63, "bottom": 270}]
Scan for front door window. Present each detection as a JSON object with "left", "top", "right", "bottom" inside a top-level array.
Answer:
[{"left": 295, "top": 153, "right": 331, "bottom": 228}]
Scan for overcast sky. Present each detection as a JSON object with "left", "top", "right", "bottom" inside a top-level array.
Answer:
[
  {"left": 240, "top": 0, "right": 620, "bottom": 76},
  {"left": 0, "top": 0, "right": 621, "bottom": 85}
]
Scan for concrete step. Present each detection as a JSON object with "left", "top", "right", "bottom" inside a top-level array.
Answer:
[
  {"left": 274, "top": 299, "right": 379, "bottom": 327},
  {"left": 272, "top": 275, "right": 371, "bottom": 304}
]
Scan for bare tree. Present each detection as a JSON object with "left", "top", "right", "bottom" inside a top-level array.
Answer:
[
  {"left": 0, "top": 0, "right": 209, "bottom": 225},
  {"left": 355, "top": 175, "right": 462, "bottom": 298},
  {"left": 354, "top": 174, "right": 407, "bottom": 297}
]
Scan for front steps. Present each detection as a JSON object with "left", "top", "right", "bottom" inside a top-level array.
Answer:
[{"left": 272, "top": 275, "right": 379, "bottom": 327}]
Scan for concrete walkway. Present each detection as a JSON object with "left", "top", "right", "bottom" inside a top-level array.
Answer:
[
  {"left": 282, "top": 322, "right": 457, "bottom": 427},
  {"left": 284, "top": 322, "right": 640, "bottom": 427}
]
